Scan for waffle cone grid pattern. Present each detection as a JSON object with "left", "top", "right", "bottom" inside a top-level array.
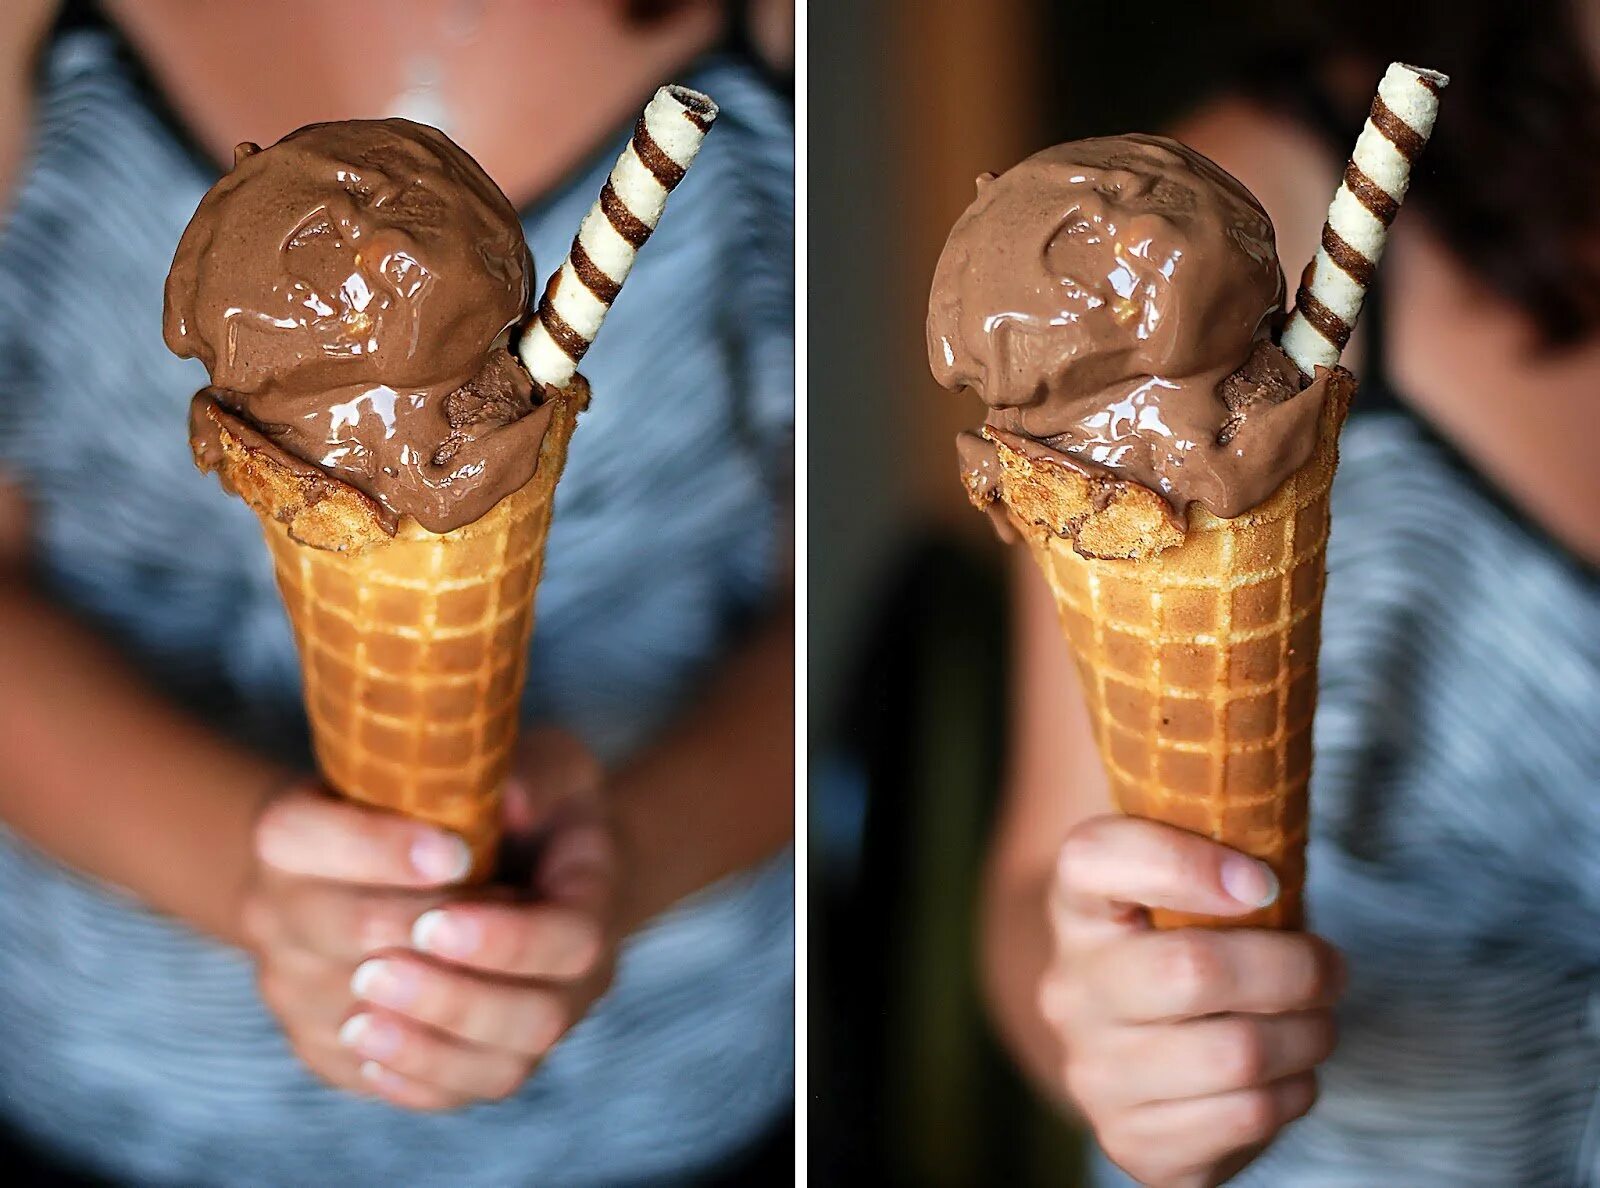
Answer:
[
  {"left": 1030, "top": 456, "right": 1337, "bottom": 931},
  {"left": 259, "top": 387, "right": 583, "bottom": 879}
]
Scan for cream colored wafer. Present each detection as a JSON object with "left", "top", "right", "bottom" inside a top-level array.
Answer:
[
  {"left": 1280, "top": 62, "right": 1448, "bottom": 377},
  {"left": 519, "top": 85, "right": 720, "bottom": 389}
]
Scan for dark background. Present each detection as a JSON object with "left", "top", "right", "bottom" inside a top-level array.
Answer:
[{"left": 809, "top": 1, "right": 1307, "bottom": 1183}]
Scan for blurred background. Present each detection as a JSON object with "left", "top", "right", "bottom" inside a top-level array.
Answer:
[{"left": 808, "top": 0, "right": 1366, "bottom": 1183}]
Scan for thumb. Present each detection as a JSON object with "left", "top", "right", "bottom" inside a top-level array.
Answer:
[{"left": 255, "top": 785, "right": 474, "bottom": 888}]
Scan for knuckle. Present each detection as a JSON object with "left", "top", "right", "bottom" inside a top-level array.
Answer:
[
  {"left": 355, "top": 898, "right": 413, "bottom": 955},
  {"left": 485, "top": 1060, "right": 531, "bottom": 1101},
  {"left": 431, "top": 987, "right": 478, "bottom": 1037},
  {"left": 528, "top": 999, "right": 569, "bottom": 1054},
  {"left": 1308, "top": 1010, "right": 1339, "bottom": 1063},
  {"left": 1221, "top": 1087, "right": 1280, "bottom": 1146},
  {"left": 1036, "top": 968, "right": 1075, "bottom": 1029},
  {"left": 255, "top": 966, "right": 289, "bottom": 1012},
  {"left": 1060, "top": 1051, "right": 1108, "bottom": 1112},
  {"left": 1214, "top": 1019, "right": 1266, "bottom": 1086},
  {"left": 240, "top": 894, "right": 277, "bottom": 949},
  {"left": 1155, "top": 934, "right": 1222, "bottom": 1013},
  {"left": 1058, "top": 817, "right": 1113, "bottom": 888},
  {"left": 1285, "top": 936, "right": 1331, "bottom": 1002},
  {"left": 1283, "top": 1072, "right": 1320, "bottom": 1121}
]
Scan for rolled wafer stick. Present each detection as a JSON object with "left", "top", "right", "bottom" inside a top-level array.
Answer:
[
  {"left": 519, "top": 85, "right": 719, "bottom": 389},
  {"left": 1280, "top": 62, "right": 1448, "bottom": 378}
]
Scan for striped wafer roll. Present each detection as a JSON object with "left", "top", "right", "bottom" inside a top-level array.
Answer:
[
  {"left": 519, "top": 85, "right": 719, "bottom": 389},
  {"left": 1280, "top": 62, "right": 1448, "bottom": 378}
]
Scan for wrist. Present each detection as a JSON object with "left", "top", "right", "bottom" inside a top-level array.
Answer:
[
  {"left": 602, "top": 745, "right": 683, "bottom": 938},
  {"left": 605, "top": 784, "right": 650, "bottom": 938}
]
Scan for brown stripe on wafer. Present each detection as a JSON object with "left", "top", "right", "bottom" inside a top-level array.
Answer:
[
  {"left": 1342, "top": 161, "right": 1400, "bottom": 225},
  {"left": 1321, "top": 224, "right": 1375, "bottom": 287},
  {"left": 1368, "top": 95, "right": 1427, "bottom": 161},
  {"left": 631, "top": 117, "right": 688, "bottom": 190},
  {"left": 600, "top": 180, "right": 653, "bottom": 248},
  {"left": 667, "top": 85, "right": 717, "bottom": 130},
  {"left": 1290, "top": 289, "right": 1352, "bottom": 352},
  {"left": 569, "top": 239, "right": 621, "bottom": 305},
  {"left": 537, "top": 302, "right": 591, "bottom": 364},
  {"left": 538, "top": 267, "right": 562, "bottom": 310}
]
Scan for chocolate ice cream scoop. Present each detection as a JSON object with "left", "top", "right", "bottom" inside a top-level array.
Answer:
[
  {"left": 165, "top": 118, "right": 551, "bottom": 534},
  {"left": 927, "top": 133, "right": 1334, "bottom": 520}
]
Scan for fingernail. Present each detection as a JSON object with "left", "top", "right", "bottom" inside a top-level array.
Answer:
[
  {"left": 359, "top": 1060, "right": 405, "bottom": 1092},
  {"left": 412, "top": 909, "right": 480, "bottom": 958},
  {"left": 340, "top": 1013, "right": 401, "bottom": 1060},
  {"left": 409, "top": 830, "right": 471, "bottom": 883},
  {"left": 338, "top": 1013, "right": 369, "bottom": 1049},
  {"left": 351, "top": 959, "right": 417, "bottom": 1009},
  {"left": 1220, "top": 855, "right": 1280, "bottom": 908}
]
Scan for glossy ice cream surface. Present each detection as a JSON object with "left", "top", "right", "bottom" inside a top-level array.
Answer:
[
  {"left": 166, "top": 118, "right": 551, "bottom": 534},
  {"left": 928, "top": 134, "right": 1340, "bottom": 521}
]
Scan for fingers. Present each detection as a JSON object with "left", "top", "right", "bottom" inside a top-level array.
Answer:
[
  {"left": 245, "top": 876, "right": 445, "bottom": 964},
  {"left": 1055, "top": 816, "right": 1282, "bottom": 941},
  {"left": 255, "top": 788, "right": 473, "bottom": 888},
  {"left": 350, "top": 955, "right": 573, "bottom": 1054},
  {"left": 300, "top": 1021, "right": 474, "bottom": 1113},
  {"left": 1085, "top": 930, "right": 1345, "bottom": 1023},
  {"left": 410, "top": 903, "right": 603, "bottom": 979},
  {"left": 1079, "top": 1011, "right": 1337, "bottom": 1108},
  {"left": 1101, "top": 1073, "right": 1319, "bottom": 1184},
  {"left": 340, "top": 1010, "right": 533, "bottom": 1104}
]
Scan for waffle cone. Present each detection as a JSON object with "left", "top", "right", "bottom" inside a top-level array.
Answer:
[
  {"left": 207, "top": 382, "right": 586, "bottom": 880},
  {"left": 1007, "top": 373, "right": 1354, "bottom": 929}
]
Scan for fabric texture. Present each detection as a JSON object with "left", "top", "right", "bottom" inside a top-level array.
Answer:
[{"left": 0, "top": 30, "right": 793, "bottom": 1188}]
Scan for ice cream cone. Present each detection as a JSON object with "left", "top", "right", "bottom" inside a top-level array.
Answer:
[
  {"left": 1009, "top": 375, "right": 1353, "bottom": 929},
  {"left": 199, "top": 381, "right": 587, "bottom": 880}
]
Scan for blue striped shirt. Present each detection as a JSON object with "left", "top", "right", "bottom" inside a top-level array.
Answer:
[{"left": 0, "top": 30, "right": 793, "bottom": 1188}]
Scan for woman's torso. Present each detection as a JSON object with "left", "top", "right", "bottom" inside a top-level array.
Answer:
[{"left": 0, "top": 27, "right": 793, "bottom": 1188}]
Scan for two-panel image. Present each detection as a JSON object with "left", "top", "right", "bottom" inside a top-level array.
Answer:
[{"left": 0, "top": 0, "right": 1592, "bottom": 1185}]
